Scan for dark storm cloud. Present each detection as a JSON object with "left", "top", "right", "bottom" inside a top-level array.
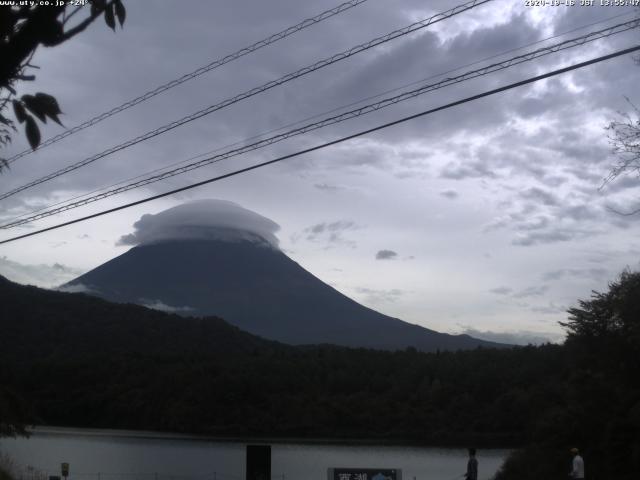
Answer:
[
  {"left": 3, "top": 0, "right": 637, "bottom": 209},
  {"left": 0, "top": 0, "right": 561, "bottom": 197},
  {"left": 4, "top": 0, "right": 431, "bottom": 194},
  {"left": 332, "top": 11, "right": 541, "bottom": 127},
  {"left": 440, "top": 190, "right": 459, "bottom": 200},
  {"left": 375, "top": 249, "right": 398, "bottom": 260}
]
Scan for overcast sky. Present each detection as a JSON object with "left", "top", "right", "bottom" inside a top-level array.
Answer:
[{"left": 1, "top": 0, "right": 639, "bottom": 344}]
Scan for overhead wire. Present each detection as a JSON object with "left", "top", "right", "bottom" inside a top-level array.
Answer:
[
  {"left": 4, "top": 9, "right": 635, "bottom": 227},
  {"left": 5, "top": 0, "right": 372, "bottom": 165},
  {"left": 1, "top": 43, "right": 638, "bottom": 245},
  {"left": 0, "top": 0, "right": 493, "bottom": 201},
  {"left": 2, "top": 18, "right": 638, "bottom": 230}
]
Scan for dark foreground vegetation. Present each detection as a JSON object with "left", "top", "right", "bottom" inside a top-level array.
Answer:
[
  {"left": 494, "top": 270, "right": 640, "bottom": 480},
  {"left": 1, "top": 271, "right": 639, "bottom": 479}
]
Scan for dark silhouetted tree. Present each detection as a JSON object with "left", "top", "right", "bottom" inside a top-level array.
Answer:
[
  {"left": 496, "top": 270, "right": 640, "bottom": 480},
  {"left": 561, "top": 269, "right": 640, "bottom": 341}
]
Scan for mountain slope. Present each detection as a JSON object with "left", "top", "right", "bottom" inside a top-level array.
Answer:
[{"left": 66, "top": 239, "right": 505, "bottom": 351}]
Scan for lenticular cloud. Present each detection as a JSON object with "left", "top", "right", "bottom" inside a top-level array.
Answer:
[{"left": 117, "top": 199, "right": 281, "bottom": 248}]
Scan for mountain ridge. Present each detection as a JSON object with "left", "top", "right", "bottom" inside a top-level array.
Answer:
[{"left": 66, "top": 238, "right": 506, "bottom": 351}]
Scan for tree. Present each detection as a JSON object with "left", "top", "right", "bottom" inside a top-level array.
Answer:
[
  {"left": 604, "top": 100, "right": 640, "bottom": 214},
  {"left": 560, "top": 269, "right": 640, "bottom": 341},
  {"left": 602, "top": 10, "right": 640, "bottom": 214},
  {"left": 494, "top": 270, "right": 640, "bottom": 480},
  {"left": 0, "top": 3, "right": 126, "bottom": 429},
  {"left": 0, "top": 0, "right": 126, "bottom": 170}
]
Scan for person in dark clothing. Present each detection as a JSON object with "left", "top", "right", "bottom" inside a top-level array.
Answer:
[{"left": 465, "top": 448, "right": 478, "bottom": 480}]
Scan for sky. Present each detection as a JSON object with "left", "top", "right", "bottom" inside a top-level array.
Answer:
[{"left": 1, "top": 0, "right": 639, "bottom": 345}]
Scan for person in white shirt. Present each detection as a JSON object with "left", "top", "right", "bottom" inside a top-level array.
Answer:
[{"left": 569, "top": 447, "right": 585, "bottom": 479}]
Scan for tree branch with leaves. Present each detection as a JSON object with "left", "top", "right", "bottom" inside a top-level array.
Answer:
[
  {"left": 601, "top": 9, "right": 640, "bottom": 214},
  {"left": 603, "top": 99, "right": 640, "bottom": 215},
  {"left": 0, "top": 0, "right": 126, "bottom": 169}
]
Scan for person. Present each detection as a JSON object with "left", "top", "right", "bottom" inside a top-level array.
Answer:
[
  {"left": 569, "top": 447, "right": 585, "bottom": 479},
  {"left": 464, "top": 448, "right": 478, "bottom": 480}
]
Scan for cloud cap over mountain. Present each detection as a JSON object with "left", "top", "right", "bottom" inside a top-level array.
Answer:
[{"left": 117, "top": 199, "right": 281, "bottom": 248}]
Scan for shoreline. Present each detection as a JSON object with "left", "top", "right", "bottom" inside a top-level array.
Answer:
[{"left": 23, "top": 426, "right": 516, "bottom": 449}]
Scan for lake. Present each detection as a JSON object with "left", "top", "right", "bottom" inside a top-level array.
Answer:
[{"left": 0, "top": 428, "right": 509, "bottom": 480}]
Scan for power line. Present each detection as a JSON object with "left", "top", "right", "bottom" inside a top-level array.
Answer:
[
  {"left": 3, "top": 19, "right": 637, "bottom": 228},
  {"left": 0, "top": 0, "right": 492, "bottom": 201},
  {"left": 3, "top": 19, "right": 638, "bottom": 230},
  {"left": 1, "top": 44, "right": 638, "bottom": 246},
  {"left": 6, "top": 9, "right": 634, "bottom": 227},
  {"left": 335, "top": 10, "right": 639, "bottom": 113},
  {"left": 5, "top": 0, "right": 371, "bottom": 165}
]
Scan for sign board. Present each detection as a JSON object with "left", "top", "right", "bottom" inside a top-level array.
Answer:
[
  {"left": 61, "top": 463, "right": 69, "bottom": 478},
  {"left": 328, "top": 468, "right": 401, "bottom": 480}
]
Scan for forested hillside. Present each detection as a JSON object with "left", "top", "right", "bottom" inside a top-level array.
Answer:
[
  {"left": 1, "top": 271, "right": 639, "bottom": 479},
  {"left": 0, "top": 274, "right": 553, "bottom": 444}
]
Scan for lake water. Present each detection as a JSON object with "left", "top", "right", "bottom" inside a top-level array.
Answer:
[{"left": 0, "top": 428, "right": 509, "bottom": 480}]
